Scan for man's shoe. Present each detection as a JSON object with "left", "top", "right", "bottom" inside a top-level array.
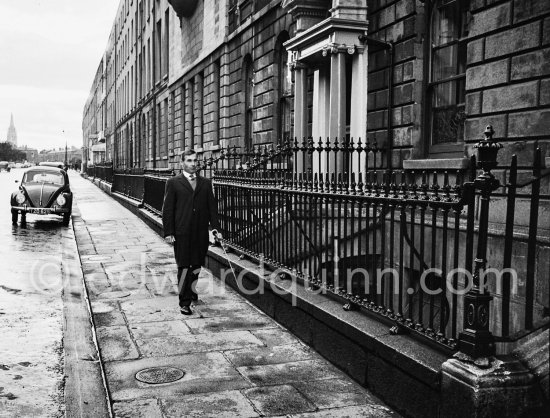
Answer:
[{"left": 180, "top": 306, "right": 192, "bottom": 315}]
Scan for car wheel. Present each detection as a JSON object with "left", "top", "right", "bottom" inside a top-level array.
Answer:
[
  {"left": 11, "top": 210, "right": 18, "bottom": 224},
  {"left": 63, "top": 212, "right": 71, "bottom": 225}
]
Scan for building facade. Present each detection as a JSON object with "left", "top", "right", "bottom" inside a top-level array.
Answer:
[
  {"left": 83, "top": 0, "right": 549, "bottom": 170},
  {"left": 35, "top": 147, "right": 83, "bottom": 166},
  {"left": 83, "top": 1, "right": 549, "bottom": 414}
]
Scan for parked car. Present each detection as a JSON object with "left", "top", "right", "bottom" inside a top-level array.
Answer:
[
  {"left": 39, "top": 161, "right": 65, "bottom": 169},
  {"left": 0, "top": 161, "right": 10, "bottom": 172},
  {"left": 11, "top": 166, "right": 73, "bottom": 225}
]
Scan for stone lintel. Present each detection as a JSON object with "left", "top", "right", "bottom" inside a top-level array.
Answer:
[{"left": 403, "top": 158, "right": 471, "bottom": 171}]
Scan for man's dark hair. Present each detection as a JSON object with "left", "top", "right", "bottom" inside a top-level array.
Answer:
[{"left": 181, "top": 149, "right": 197, "bottom": 160}]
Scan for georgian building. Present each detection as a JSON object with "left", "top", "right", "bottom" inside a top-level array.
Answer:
[
  {"left": 83, "top": 0, "right": 550, "bottom": 170},
  {"left": 83, "top": 1, "right": 549, "bottom": 416}
]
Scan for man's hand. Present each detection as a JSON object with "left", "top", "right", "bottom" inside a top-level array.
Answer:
[
  {"left": 165, "top": 235, "right": 176, "bottom": 244},
  {"left": 210, "top": 229, "right": 222, "bottom": 244}
]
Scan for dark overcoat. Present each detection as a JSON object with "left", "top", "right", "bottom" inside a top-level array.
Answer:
[{"left": 162, "top": 174, "right": 219, "bottom": 267}]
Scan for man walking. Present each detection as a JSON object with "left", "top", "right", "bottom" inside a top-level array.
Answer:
[{"left": 162, "top": 149, "right": 220, "bottom": 315}]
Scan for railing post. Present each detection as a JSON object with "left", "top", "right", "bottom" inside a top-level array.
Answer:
[{"left": 458, "top": 125, "right": 502, "bottom": 359}]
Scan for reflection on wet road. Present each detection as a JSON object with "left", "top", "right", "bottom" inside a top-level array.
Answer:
[{"left": 0, "top": 168, "right": 79, "bottom": 417}]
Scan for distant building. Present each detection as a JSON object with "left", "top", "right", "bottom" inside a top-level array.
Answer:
[
  {"left": 18, "top": 145, "right": 39, "bottom": 164},
  {"left": 35, "top": 146, "right": 82, "bottom": 166},
  {"left": 6, "top": 113, "right": 17, "bottom": 147}
]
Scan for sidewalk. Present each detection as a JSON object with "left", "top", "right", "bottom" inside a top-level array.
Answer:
[{"left": 69, "top": 172, "right": 400, "bottom": 417}]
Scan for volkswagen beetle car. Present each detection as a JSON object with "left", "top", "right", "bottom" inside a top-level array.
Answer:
[{"left": 11, "top": 166, "right": 73, "bottom": 225}]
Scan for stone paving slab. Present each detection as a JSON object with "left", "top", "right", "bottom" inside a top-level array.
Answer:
[
  {"left": 244, "top": 384, "right": 317, "bottom": 416},
  {"left": 292, "top": 378, "right": 381, "bottom": 409},
  {"left": 236, "top": 359, "right": 345, "bottom": 386},
  {"left": 70, "top": 173, "right": 400, "bottom": 417},
  {"left": 223, "top": 344, "right": 316, "bottom": 367},
  {"left": 184, "top": 313, "right": 276, "bottom": 333},
  {"left": 135, "top": 330, "right": 265, "bottom": 357},
  {"left": 112, "top": 398, "right": 163, "bottom": 418},
  {"left": 130, "top": 320, "right": 193, "bottom": 339},
  {"left": 161, "top": 390, "right": 260, "bottom": 417},
  {"left": 105, "top": 353, "right": 252, "bottom": 401},
  {"left": 96, "top": 326, "right": 140, "bottom": 362}
]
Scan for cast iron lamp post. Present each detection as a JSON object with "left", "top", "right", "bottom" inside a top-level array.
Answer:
[{"left": 458, "top": 125, "right": 503, "bottom": 359}]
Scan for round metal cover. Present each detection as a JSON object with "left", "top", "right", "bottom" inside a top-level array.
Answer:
[{"left": 135, "top": 366, "right": 185, "bottom": 384}]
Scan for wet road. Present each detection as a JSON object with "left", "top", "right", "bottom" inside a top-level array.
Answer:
[{"left": 0, "top": 168, "right": 78, "bottom": 417}]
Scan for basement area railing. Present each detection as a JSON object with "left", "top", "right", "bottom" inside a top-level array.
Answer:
[
  {"left": 87, "top": 127, "right": 549, "bottom": 356},
  {"left": 212, "top": 128, "right": 549, "bottom": 355}
]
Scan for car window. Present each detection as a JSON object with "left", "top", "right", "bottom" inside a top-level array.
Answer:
[{"left": 23, "top": 171, "right": 65, "bottom": 185}]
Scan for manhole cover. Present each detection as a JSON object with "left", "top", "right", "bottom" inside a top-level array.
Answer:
[{"left": 135, "top": 366, "right": 185, "bottom": 384}]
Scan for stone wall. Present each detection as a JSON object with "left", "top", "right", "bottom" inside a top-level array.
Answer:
[
  {"left": 465, "top": 0, "right": 550, "bottom": 168},
  {"left": 367, "top": 0, "right": 423, "bottom": 167},
  {"left": 166, "top": 1, "right": 292, "bottom": 169}
]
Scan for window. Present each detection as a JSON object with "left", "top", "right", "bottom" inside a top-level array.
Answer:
[
  {"left": 275, "top": 32, "right": 293, "bottom": 143},
  {"left": 214, "top": 60, "right": 221, "bottom": 145},
  {"left": 428, "top": 0, "right": 470, "bottom": 150},
  {"left": 170, "top": 91, "right": 175, "bottom": 153},
  {"left": 180, "top": 86, "right": 186, "bottom": 149},
  {"left": 156, "top": 103, "right": 161, "bottom": 159},
  {"left": 197, "top": 72, "right": 204, "bottom": 148},
  {"left": 243, "top": 55, "right": 254, "bottom": 151},
  {"left": 147, "top": 39, "right": 151, "bottom": 90},
  {"left": 164, "top": 10, "right": 169, "bottom": 77},
  {"left": 188, "top": 78, "right": 195, "bottom": 148},
  {"left": 155, "top": 20, "right": 162, "bottom": 83},
  {"left": 163, "top": 98, "right": 169, "bottom": 157}
]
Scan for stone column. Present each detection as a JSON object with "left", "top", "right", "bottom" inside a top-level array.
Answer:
[
  {"left": 327, "top": 47, "right": 346, "bottom": 174},
  {"left": 312, "top": 67, "right": 330, "bottom": 174},
  {"left": 293, "top": 62, "right": 308, "bottom": 173},
  {"left": 350, "top": 44, "right": 367, "bottom": 175}
]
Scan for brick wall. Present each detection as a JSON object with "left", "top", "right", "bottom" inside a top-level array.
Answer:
[{"left": 465, "top": 0, "right": 550, "bottom": 167}]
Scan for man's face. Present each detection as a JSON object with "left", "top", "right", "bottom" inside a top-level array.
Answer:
[{"left": 181, "top": 154, "right": 197, "bottom": 174}]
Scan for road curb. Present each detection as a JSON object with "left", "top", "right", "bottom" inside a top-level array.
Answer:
[{"left": 61, "top": 202, "right": 112, "bottom": 417}]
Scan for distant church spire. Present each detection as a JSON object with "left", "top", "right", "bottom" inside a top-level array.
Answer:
[{"left": 7, "top": 113, "right": 18, "bottom": 147}]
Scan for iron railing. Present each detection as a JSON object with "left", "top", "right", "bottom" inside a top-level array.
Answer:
[
  {"left": 86, "top": 162, "right": 114, "bottom": 183},
  {"left": 211, "top": 131, "right": 549, "bottom": 353},
  {"left": 113, "top": 168, "right": 145, "bottom": 202},
  {"left": 214, "top": 159, "right": 475, "bottom": 350},
  {"left": 95, "top": 129, "right": 549, "bottom": 355}
]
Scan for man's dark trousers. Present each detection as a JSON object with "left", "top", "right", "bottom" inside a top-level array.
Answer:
[{"left": 177, "top": 265, "right": 200, "bottom": 307}]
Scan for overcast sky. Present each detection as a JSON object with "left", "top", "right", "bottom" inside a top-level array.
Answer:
[{"left": 0, "top": 0, "right": 120, "bottom": 151}]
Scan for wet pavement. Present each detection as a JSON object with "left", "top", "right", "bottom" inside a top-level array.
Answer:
[
  {"left": 0, "top": 168, "right": 70, "bottom": 417},
  {"left": 72, "top": 173, "right": 400, "bottom": 417}
]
